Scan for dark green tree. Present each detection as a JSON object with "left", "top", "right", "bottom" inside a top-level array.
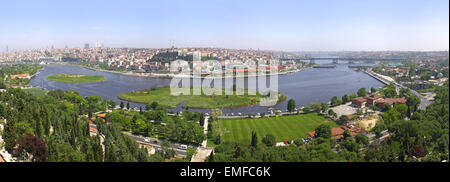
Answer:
[
  {"left": 251, "top": 131, "right": 258, "bottom": 147},
  {"left": 287, "top": 99, "right": 296, "bottom": 112},
  {"left": 262, "top": 133, "right": 276, "bottom": 147}
]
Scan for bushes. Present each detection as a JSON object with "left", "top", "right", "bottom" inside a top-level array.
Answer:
[{"left": 262, "top": 134, "right": 276, "bottom": 147}]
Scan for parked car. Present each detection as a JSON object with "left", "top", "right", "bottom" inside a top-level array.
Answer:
[
  {"left": 178, "top": 145, "right": 188, "bottom": 150},
  {"left": 144, "top": 137, "right": 150, "bottom": 143}
]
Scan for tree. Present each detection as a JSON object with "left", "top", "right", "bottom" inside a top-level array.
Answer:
[
  {"left": 340, "top": 137, "right": 359, "bottom": 153},
  {"left": 13, "top": 134, "right": 48, "bottom": 162},
  {"left": 372, "top": 124, "right": 386, "bottom": 139},
  {"left": 314, "top": 124, "right": 331, "bottom": 139},
  {"left": 251, "top": 131, "right": 258, "bottom": 147},
  {"left": 320, "top": 103, "right": 329, "bottom": 113},
  {"left": 150, "top": 101, "right": 159, "bottom": 110},
  {"left": 381, "top": 103, "right": 392, "bottom": 112},
  {"left": 399, "top": 88, "right": 410, "bottom": 98},
  {"left": 260, "top": 112, "right": 266, "bottom": 118},
  {"left": 384, "top": 83, "right": 397, "bottom": 98},
  {"left": 161, "top": 141, "right": 175, "bottom": 159},
  {"left": 381, "top": 108, "right": 398, "bottom": 125},
  {"left": 355, "top": 134, "right": 369, "bottom": 146},
  {"left": 215, "top": 134, "right": 222, "bottom": 145},
  {"left": 349, "top": 93, "right": 358, "bottom": 100},
  {"left": 342, "top": 94, "right": 350, "bottom": 103},
  {"left": 406, "top": 95, "right": 421, "bottom": 113},
  {"left": 287, "top": 99, "right": 296, "bottom": 112},
  {"left": 339, "top": 115, "right": 350, "bottom": 125},
  {"left": 394, "top": 104, "right": 408, "bottom": 119},
  {"left": 120, "top": 101, "right": 124, "bottom": 109},
  {"left": 371, "top": 87, "right": 377, "bottom": 93},
  {"left": 302, "top": 106, "right": 310, "bottom": 113},
  {"left": 126, "top": 102, "right": 130, "bottom": 110},
  {"left": 331, "top": 96, "right": 342, "bottom": 106},
  {"left": 211, "top": 108, "right": 222, "bottom": 118},
  {"left": 343, "top": 130, "right": 352, "bottom": 139},
  {"left": 262, "top": 134, "right": 276, "bottom": 147},
  {"left": 132, "top": 119, "right": 147, "bottom": 135},
  {"left": 310, "top": 102, "right": 321, "bottom": 112},
  {"left": 357, "top": 88, "right": 367, "bottom": 97},
  {"left": 328, "top": 109, "right": 337, "bottom": 118},
  {"left": 199, "top": 113, "right": 205, "bottom": 126}
]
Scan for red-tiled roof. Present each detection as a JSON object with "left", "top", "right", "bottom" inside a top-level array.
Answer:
[
  {"left": 97, "top": 113, "right": 107, "bottom": 118},
  {"left": 364, "top": 94, "right": 382, "bottom": 100},
  {"left": 11, "top": 73, "right": 29, "bottom": 79},
  {"left": 331, "top": 127, "right": 345, "bottom": 136},
  {"left": 352, "top": 97, "right": 366, "bottom": 103},
  {"left": 377, "top": 98, "right": 407, "bottom": 105}
]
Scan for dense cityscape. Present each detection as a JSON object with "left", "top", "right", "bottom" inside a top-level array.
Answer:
[
  {"left": 0, "top": 46, "right": 448, "bottom": 163},
  {"left": 0, "top": 1, "right": 448, "bottom": 180}
]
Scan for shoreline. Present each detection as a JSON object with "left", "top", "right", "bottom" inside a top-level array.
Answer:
[
  {"left": 116, "top": 87, "right": 288, "bottom": 110},
  {"left": 50, "top": 62, "right": 311, "bottom": 79}
]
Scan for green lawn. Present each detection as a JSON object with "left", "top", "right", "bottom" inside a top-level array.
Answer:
[
  {"left": 118, "top": 86, "right": 286, "bottom": 109},
  {"left": 46, "top": 74, "right": 105, "bottom": 83},
  {"left": 23, "top": 88, "right": 48, "bottom": 97},
  {"left": 219, "top": 113, "right": 338, "bottom": 144}
]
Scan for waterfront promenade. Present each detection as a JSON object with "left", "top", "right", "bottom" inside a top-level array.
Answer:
[{"left": 364, "top": 69, "right": 432, "bottom": 110}]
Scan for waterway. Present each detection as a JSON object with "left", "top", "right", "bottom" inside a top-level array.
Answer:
[{"left": 30, "top": 60, "right": 384, "bottom": 114}]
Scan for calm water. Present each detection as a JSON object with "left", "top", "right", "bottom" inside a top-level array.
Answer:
[{"left": 30, "top": 63, "right": 384, "bottom": 114}]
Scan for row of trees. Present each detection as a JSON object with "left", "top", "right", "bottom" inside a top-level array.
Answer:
[
  {"left": 105, "top": 102, "right": 206, "bottom": 145},
  {"left": 0, "top": 88, "right": 163, "bottom": 162}
]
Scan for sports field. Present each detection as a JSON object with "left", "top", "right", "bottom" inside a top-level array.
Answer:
[{"left": 219, "top": 113, "right": 338, "bottom": 144}]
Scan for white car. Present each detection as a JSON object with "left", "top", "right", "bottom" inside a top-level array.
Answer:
[
  {"left": 144, "top": 137, "right": 150, "bottom": 143},
  {"left": 178, "top": 145, "right": 188, "bottom": 150}
]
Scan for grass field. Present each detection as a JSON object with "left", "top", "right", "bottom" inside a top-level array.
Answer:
[
  {"left": 219, "top": 113, "right": 338, "bottom": 144},
  {"left": 23, "top": 88, "right": 48, "bottom": 97},
  {"left": 46, "top": 74, "right": 105, "bottom": 83},
  {"left": 118, "top": 86, "right": 286, "bottom": 109}
]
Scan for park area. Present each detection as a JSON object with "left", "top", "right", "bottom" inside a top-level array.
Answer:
[
  {"left": 219, "top": 113, "right": 338, "bottom": 144},
  {"left": 118, "top": 86, "right": 286, "bottom": 109},
  {"left": 46, "top": 74, "right": 105, "bottom": 83}
]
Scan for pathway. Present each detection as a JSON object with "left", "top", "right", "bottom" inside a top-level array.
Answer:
[{"left": 191, "top": 116, "right": 213, "bottom": 162}]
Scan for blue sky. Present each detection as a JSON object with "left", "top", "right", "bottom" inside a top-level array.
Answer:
[{"left": 0, "top": 0, "right": 448, "bottom": 51}]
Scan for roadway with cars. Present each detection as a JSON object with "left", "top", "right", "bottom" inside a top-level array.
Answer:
[
  {"left": 123, "top": 132, "right": 190, "bottom": 157},
  {"left": 366, "top": 70, "right": 433, "bottom": 110}
]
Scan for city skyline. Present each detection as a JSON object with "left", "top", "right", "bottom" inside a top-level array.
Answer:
[{"left": 0, "top": 0, "right": 449, "bottom": 52}]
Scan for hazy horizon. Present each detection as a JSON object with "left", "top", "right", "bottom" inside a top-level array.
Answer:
[{"left": 1, "top": 0, "right": 449, "bottom": 52}]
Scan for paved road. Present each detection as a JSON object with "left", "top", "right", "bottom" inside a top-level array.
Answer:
[
  {"left": 124, "top": 132, "right": 189, "bottom": 156},
  {"left": 201, "top": 116, "right": 209, "bottom": 148},
  {"left": 388, "top": 79, "right": 432, "bottom": 110},
  {"left": 191, "top": 116, "right": 213, "bottom": 162},
  {"left": 366, "top": 70, "right": 432, "bottom": 110}
]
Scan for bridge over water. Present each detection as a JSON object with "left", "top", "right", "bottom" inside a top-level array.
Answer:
[{"left": 280, "top": 57, "right": 406, "bottom": 64}]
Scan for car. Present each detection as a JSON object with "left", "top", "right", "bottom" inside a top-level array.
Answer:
[
  {"left": 178, "top": 145, "right": 188, "bottom": 150},
  {"left": 144, "top": 137, "right": 150, "bottom": 143},
  {"left": 283, "top": 140, "right": 289, "bottom": 145}
]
